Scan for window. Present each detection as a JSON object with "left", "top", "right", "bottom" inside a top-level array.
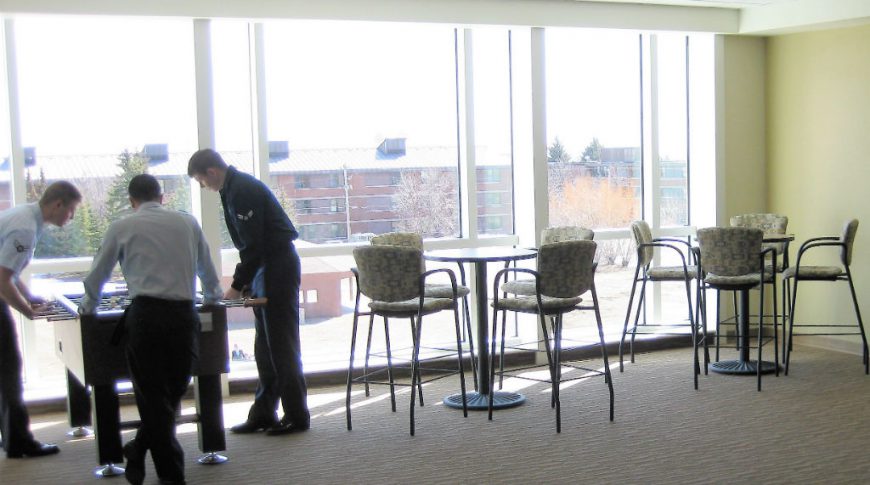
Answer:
[
  {"left": 296, "top": 199, "right": 313, "bottom": 213},
  {"left": 473, "top": 28, "right": 515, "bottom": 235},
  {"left": 263, "top": 20, "right": 461, "bottom": 241},
  {"left": 16, "top": 17, "right": 197, "bottom": 259},
  {"left": 479, "top": 167, "right": 502, "bottom": 183},
  {"left": 655, "top": 34, "right": 689, "bottom": 226},
  {"left": 545, "top": 29, "right": 642, "bottom": 232},
  {"left": 481, "top": 192, "right": 502, "bottom": 207}
]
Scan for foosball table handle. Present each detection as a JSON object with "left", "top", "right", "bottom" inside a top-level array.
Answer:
[{"left": 243, "top": 297, "right": 268, "bottom": 307}]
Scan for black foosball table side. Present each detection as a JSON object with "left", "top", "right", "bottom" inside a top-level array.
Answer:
[{"left": 51, "top": 294, "right": 230, "bottom": 472}]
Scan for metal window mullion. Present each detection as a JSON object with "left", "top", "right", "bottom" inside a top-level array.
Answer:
[
  {"left": 192, "top": 19, "right": 222, "bottom": 275},
  {"left": 2, "top": 18, "right": 40, "bottom": 382},
  {"left": 249, "top": 22, "right": 270, "bottom": 182},
  {"left": 457, "top": 28, "right": 477, "bottom": 242},
  {"left": 2, "top": 19, "right": 24, "bottom": 206}
]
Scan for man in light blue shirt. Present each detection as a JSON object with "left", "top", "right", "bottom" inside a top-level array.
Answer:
[
  {"left": 81, "top": 174, "right": 221, "bottom": 485},
  {"left": 0, "top": 180, "right": 81, "bottom": 459}
]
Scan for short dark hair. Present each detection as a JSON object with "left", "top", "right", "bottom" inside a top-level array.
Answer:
[
  {"left": 188, "top": 148, "right": 228, "bottom": 177},
  {"left": 39, "top": 180, "right": 82, "bottom": 207},
  {"left": 128, "top": 174, "right": 162, "bottom": 202}
]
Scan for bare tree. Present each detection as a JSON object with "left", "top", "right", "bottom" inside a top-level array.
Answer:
[
  {"left": 393, "top": 168, "right": 458, "bottom": 238},
  {"left": 548, "top": 173, "right": 638, "bottom": 266}
]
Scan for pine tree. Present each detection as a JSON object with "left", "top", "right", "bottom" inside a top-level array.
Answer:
[
  {"left": 547, "top": 137, "right": 572, "bottom": 164},
  {"left": 104, "top": 149, "right": 149, "bottom": 222}
]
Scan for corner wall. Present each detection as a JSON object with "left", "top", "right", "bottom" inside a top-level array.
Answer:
[
  {"left": 767, "top": 23, "right": 870, "bottom": 352},
  {"left": 717, "top": 35, "right": 768, "bottom": 225}
]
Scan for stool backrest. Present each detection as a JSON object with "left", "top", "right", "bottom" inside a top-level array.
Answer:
[
  {"left": 537, "top": 240, "right": 597, "bottom": 298},
  {"left": 841, "top": 219, "right": 859, "bottom": 266},
  {"left": 630, "top": 220, "right": 654, "bottom": 267},
  {"left": 541, "top": 226, "right": 594, "bottom": 245},
  {"left": 730, "top": 213, "right": 788, "bottom": 254},
  {"left": 371, "top": 232, "right": 425, "bottom": 271},
  {"left": 697, "top": 227, "right": 763, "bottom": 277},
  {"left": 353, "top": 245, "right": 422, "bottom": 302}
]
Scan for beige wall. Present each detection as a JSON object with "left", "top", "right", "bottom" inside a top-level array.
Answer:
[
  {"left": 719, "top": 35, "right": 768, "bottom": 224},
  {"left": 767, "top": 23, "right": 870, "bottom": 351}
]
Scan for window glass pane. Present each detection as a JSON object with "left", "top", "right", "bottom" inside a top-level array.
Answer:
[
  {"left": 211, "top": 20, "right": 257, "bottom": 250},
  {"left": 656, "top": 33, "right": 689, "bottom": 226},
  {"left": 0, "top": 70, "right": 10, "bottom": 210},
  {"left": 16, "top": 17, "right": 197, "bottom": 258},
  {"left": 545, "top": 29, "right": 642, "bottom": 232},
  {"left": 263, "top": 20, "right": 460, "bottom": 244},
  {"left": 473, "top": 28, "right": 514, "bottom": 236}
]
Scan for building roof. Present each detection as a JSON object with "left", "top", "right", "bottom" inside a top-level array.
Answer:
[{"left": 5, "top": 144, "right": 512, "bottom": 182}]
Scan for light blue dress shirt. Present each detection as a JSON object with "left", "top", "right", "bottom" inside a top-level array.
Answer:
[
  {"left": 80, "top": 201, "right": 222, "bottom": 314},
  {"left": 0, "top": 203, "right": 43, "bottom": 277}
]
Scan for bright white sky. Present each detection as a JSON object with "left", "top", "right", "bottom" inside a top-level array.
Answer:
[{"left": 9, "top": 16, "right": 710, "bottom": 161}]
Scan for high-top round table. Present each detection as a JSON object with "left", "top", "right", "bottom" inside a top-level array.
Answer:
[{"left": 425, "top": 247, "right": 538, "bottom": 409}]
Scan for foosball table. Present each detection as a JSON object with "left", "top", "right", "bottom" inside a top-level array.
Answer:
[{"left": 38, "top": 291, "right": 259, "bottom": 477}]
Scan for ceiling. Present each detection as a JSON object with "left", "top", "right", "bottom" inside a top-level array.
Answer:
[
  {"left": 579, "top": 0, "right": 795, "bottom": 7},
  {"left": 577, "top": 0, "right": 870, "bottom": 34}
]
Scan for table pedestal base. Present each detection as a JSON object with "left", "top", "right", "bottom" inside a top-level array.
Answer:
[
  {"left": 710, "top": 360, "right": 778, "bottom": 375},
  {"left": 443, "top": 391, "right": 526, "bottom": 410}
]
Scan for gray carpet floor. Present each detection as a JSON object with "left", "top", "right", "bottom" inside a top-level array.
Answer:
[{"left": 2, "top": 344, "right": 869, "bottom": 484}]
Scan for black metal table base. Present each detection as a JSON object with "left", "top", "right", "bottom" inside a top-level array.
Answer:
[
  {"left": 710, "top": 360, "right": 778, "bottom": 375},
  {"left": 443, "top": 391, "right": 526, "bottom": 410}
]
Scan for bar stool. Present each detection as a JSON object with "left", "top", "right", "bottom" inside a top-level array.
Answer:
[
  {"left": 783, "top": 219, "right": 869, "bottom": 375},
  {"left": 727, "top": 213, "right": 789, "bottom": 360},
  {"left": 698, "top": 226, "right": 777, "bottom": 391},
  {"left": 489, "top": 239, "right": 613, "bottom": 432},
  {"left": 345, "top": 245, "right": 468, "bottom": 436},
  {"left": 619, "top": 220, "right": 706, "bottom": 389}
]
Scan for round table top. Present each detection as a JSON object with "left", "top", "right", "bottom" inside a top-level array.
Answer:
[
  {"left": 762, "top": 233, "right": 795, "bottom": 242},
  {"left": 424, "top": 247, "right": 537, "bottom": 263}
]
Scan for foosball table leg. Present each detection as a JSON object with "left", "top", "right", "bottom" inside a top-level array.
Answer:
[
  {"left": 66, "top": 370, "right": 93, "bottom": 437},
  {"left": 91, "top": 384, "right": 124, "bottom": 467},
  {"left": 194, "top": 374, "right": 228, "bottom": 464}
]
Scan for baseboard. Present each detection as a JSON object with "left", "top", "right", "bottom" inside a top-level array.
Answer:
[{"left": 791, "top": 335, "right": 865, "bottom": 356}]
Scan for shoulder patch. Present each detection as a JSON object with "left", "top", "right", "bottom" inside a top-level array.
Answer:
[
  {"left": 13, "top": 239, "right": 29, "bottom": 253},
  {"left": 237, "top": 210, "right": 254, "bottom": 221}
]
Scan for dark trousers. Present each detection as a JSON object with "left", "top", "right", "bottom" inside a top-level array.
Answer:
[
  {"left": 124, "top": 296, "right": 198, "bottom": 482},
  {"left": 248, "top": 245, "right": 309, "bottom": 426},
  {"left": 0, "top": 302, "right": 35, "bottom": 454}
]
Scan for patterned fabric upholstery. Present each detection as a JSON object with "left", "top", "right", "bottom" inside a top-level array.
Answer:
[
  {"left": 541, "top": 226, "right": 594, "bottom": 244},
  {"left": 369, "top": 297, "right": 454, "bottom": 315},
  {"left": 841, "top": 219, "right": 859, "bottom": 266},
  {"left": 730, "top": 213, "right": 788, "bottom": 233},
  {"left": 697, "top": 227, "right": 763, "bottom": 289},
  {"left": 371, "top": 232, "right": 470, "bottom": 299},
  {"left": 629, "top": 219, "right": 695, "bottom": 282},
  {"left": 647, "top": 266, "right": 699, "bottom": 281},
  {"left": 424, "top": 283, "right": 471, "bottom": 298},
  {"left": 370, "top": 232, "right": 423, "bottom": 250},
  {"left": 501, "top": 226, "right": 594, "bottom": 296},
  {"left": 782, "top": 219, "right": 858, "bottom": 280},
  {"left": 353, "top": 245, "right": 422, "bottom": 302},
  {"left": 353, "top": 245, "right": 454, "bottom": 315},
  {"left": 495, "top": 240, "right": 597, "bottom": 314},
  {"left": 730, "top": 213, "right": 789, "bottom": 260},
  {"left": 631, "top": 220, "right": 655, "bottom": 267}
]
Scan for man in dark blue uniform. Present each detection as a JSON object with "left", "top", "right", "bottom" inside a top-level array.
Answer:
[
  {"left": 188, "top": 149, "right": 309, "bottom": 435},
  {"left": 0, "top": 180, "right": 81, "bottom": 458}
]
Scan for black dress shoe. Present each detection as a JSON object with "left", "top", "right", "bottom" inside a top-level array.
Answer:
[
  {"left": 6, "top": 441, "right": 60, "bottom": 458},
  {"left": 123, "top": 441, "right": 145, "bottom": 485},
  {"left": 265, "top": 417, "right": 310, "bottom": 436},
  {"left": 230, "top": 418, "right": 278, "bottom": 434}
]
